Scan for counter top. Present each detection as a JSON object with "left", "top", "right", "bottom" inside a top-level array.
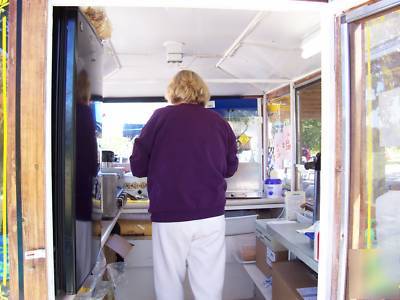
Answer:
[
  {"left": 122, "top": 198, "right": 284, "bottom": 214},
  {"left": 225, "top": 198, "right": 284, "bottom": 210},
  {"left": 266, "top": 221, "right": 318, "bottom": 273}
]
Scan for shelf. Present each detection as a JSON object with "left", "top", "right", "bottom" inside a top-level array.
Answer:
[
  {"left": 100, "top": 198, "right": 127, "bottom": 249},
  {"left": 266, "top": 221, "right": 318, "bottom": 273},
  {"left": 243, "top": 264, "right": 272, "bottom": 300}
]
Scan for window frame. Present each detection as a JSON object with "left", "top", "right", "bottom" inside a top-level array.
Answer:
[{"left": 341, "top": 2, "right": 400, "bottom": 299}]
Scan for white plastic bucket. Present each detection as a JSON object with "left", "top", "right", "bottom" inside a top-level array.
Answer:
[{"left": 264, "top": 178, "right": 282, "bottom": 199}]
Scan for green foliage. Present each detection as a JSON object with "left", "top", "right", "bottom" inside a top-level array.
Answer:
[{"left": 301, "top": 119, "right": 321, "bottom": 155}]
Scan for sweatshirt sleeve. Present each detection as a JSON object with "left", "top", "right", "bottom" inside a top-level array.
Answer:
[
  {"left": 225, "top": 123, "right": 239, "bottom": 178},
  {"left": 130, "top": 110, "right": 160, "bottom": 177}
]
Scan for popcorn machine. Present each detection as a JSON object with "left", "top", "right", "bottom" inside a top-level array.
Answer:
[{"left": 211, "top": 98, "right": 264, "bottom": 198}]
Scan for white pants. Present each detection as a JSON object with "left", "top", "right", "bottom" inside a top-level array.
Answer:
[{"left": 152, "top": 215, "right": 226, "bottom": 300}]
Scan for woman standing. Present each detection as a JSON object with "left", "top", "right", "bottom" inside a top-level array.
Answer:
[{"left": 130, "top": 70, "right": 238, "bottom": 300}]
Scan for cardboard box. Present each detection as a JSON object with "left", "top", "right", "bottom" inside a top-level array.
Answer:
[
  {"left": 272, "top": 261, "right": 317, "bottom": 300},
  {"left": 106, "top": 234, "right": 134, "bottom": 258},
  {"left": 256, "top": 237, "right": 287, "bottom": 277}
]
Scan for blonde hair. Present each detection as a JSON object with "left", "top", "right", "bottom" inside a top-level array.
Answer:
[
  {"left": 76, "top": 69, "right": 91, "bottom": 105},
  {"left": 165, "top": 70, "right": 210, "bottom": 106}
]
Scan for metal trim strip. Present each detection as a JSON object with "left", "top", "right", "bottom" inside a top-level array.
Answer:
[
  {"left": 337, "top": 21, "right": 351, "bottom": 300},
  {"left": 345, "top": 0, "right": 400, "bottom": 23}
]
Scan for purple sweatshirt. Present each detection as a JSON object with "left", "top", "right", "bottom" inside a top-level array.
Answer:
[
  {"left": 75, "top": 103, "right": 98, "bottom": 221},
  {"left": 130, "top": 103, "right": 238, "bottom": 222}
]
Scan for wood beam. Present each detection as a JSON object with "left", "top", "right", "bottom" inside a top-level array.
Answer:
[
  {"left": 7, "top": 0, "right": 49, "bottom": 298},
  {"left": 265, "top": 85, "right": 290, "bottom": 100},
  {"left": 330, "top": 15, "right": 344, "bottom": 300},
  {"left": 7, "top": 1, "right": 20, "bottom": 299}
]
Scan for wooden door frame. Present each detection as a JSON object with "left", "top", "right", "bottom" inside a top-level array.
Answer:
[
  {"left": 7, "top": 1, "right": 22, "bottom": 299},
  {"left": 317, "top": 1, "right": 373, "bottom": 300},
  {"left": 8, "top": 0, "right": 50, "bottom": 299},
  {"left": 335, "top": 0, "right": 395, "bottom": 299}
]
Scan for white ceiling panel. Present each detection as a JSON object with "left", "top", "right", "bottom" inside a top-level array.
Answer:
[
  {"left": 247, "top": 11, "right": 320, "bottom": 45},
  {"left": 103, "top": 81, "right": 263, "bottom": 98},
  {"left": 98, "top": 7, "right": 321, "bottom": 97},
  {"left": 107, "top": 55, "right": 231, "bottom": 80},
  {"left": 220, "top": 43, "right": 320, "bottom": 80},
  {"left": 103, "top": 82, "right": 168, "bottom": 98},
  {"left": 105, "top": 7, "right": 258, "bottom": 55},
  {"left": 207, "top": 83, "right": 263, "bottom": 96}
]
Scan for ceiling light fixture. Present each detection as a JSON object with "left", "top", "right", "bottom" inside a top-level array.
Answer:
[
  {"left": 301, "top": 29, "right": 321, "bottom": 59},
  {"left": 163, "top": 41, "right": 184, "bottom": 64}
]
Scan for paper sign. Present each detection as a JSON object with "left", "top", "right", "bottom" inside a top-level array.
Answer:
[
  {"left": 266, "top": 257, "right": 273, "bottom": 268},
  {"left": 265, "top": 250, "right": 270, "bottom": 267},
  {"left": 266, "top": 247, "right": 276, "bottom": 267},
  {"left": 267, "top": 247, "right": 276, "bottom": 261}
]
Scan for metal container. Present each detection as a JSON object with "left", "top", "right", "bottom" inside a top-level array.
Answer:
[
  {"left": 101, "top": 150, "right": 115, "bottom": 169},
  {"left": 98, "top": 173, "right": 120, "bottom": 219}
]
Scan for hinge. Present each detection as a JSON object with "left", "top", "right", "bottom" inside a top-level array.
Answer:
[{"left": 25, "top": 249, "right": 46, "bottom": 260}]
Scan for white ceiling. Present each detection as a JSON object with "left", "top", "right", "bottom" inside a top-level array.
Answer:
[{"left": 101, "top": 7, "right": 321, "bottom": 97}]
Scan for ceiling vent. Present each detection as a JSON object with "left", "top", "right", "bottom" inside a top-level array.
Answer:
[{"left": 163, "top": 41, "right": 184, "bottom": 64}]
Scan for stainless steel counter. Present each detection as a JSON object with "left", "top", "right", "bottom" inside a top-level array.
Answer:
[{"left": 122, "top": 197, "right": 284, "bottom": 215}]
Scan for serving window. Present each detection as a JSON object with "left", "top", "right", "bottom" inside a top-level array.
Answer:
[
  {"left": 94, "top": 101, "right": 167, "bottom": 162},
  {"left": 295, "top": 79, "right": 321, "bottom": 205}
]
